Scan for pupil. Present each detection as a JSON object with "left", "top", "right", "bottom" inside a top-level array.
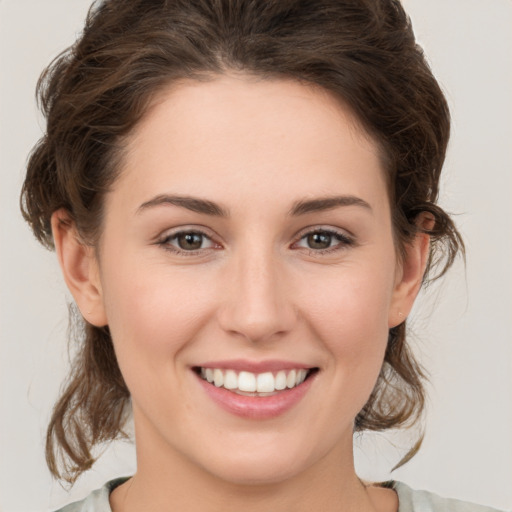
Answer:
[
  {"left": 178, "top": 233, "right": 203, "bottom": 250},
  {"left": 308, "top": 232, "right": 331, "bottom": 249}
]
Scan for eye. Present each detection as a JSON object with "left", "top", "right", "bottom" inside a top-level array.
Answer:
[
  {"left": 158, "top": 229, "right": 217, "bottom": 253},
  {"left": 293, "top": 228, "right": 354, "bottom": 253}
]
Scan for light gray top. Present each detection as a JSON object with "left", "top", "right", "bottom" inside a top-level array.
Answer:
[{"left": 53, "top": 478, "right": 504, "bottom": 512}]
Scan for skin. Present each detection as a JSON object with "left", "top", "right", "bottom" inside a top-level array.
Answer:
[{"left": 52, "top": 74, "right": 429, "bottom": 512}]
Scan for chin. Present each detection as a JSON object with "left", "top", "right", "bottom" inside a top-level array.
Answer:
[{"left": 189, "top": 432, "right": 332, "bottom": 487}]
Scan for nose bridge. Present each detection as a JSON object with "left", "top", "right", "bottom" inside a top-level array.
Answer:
[{"left": 218, "top": 239, "right": 295, "bottom": 342}]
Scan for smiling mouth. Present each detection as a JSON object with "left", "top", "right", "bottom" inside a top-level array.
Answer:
[{"left": 194, "top": 367, "right": 318, "bottom": 396}]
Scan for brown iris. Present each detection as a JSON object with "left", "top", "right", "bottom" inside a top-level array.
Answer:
[
  {"left": 306, "top": 232, "right": 333, "bottom": 249},
  {"left": 177, "top": 232, "right": 204, "bottom": 250}
]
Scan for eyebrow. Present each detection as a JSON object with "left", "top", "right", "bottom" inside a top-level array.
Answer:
[
  {"left": 136, "top": 194, "right": 372, "bottom": 217},
  {"left": 289, "top": 195, "right": 372, "bottom": 216},
  {"left": 137, "top": 194, "right": 229, "bottom": 217}
]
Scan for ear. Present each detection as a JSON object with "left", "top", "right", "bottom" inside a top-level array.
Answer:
[
  {"left": 388, "top": 214, "right": 433, "bottom": 328},
  {"left": 51, "top": 209, "right": 108, "bottom": 327}
]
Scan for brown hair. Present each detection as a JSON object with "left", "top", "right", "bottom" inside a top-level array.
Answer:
[{"left": 21, "top": 0, "right": 463, "bottom": 483}]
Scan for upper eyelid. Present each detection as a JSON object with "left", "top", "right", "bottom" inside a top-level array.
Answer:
[
  {"left": 292, "top": 225, "right": 354, "bottom": 241},
  {"left": 157, "top": 225, "right": 350, "bottom": 237},
  {"left": 157, "top": 225, "right": 217, "bottom": 241}
]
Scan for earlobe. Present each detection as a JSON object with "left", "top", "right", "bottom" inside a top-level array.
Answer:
[
  {"left": 388, "top": 218, "right": 432, "bottom": 328},
  {"left": 51, "top": 209, "right": 108, "bottom": 327}
]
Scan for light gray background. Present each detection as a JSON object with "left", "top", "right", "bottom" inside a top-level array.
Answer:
[{"left": 1, "top": 1, "right": 511, "bottom": 511}]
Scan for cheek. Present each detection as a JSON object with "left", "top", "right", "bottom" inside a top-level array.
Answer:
[
  {"left": 302, "top": 262, "right": 394, "bottom": 383},
  {"left": 99, "top": 257, "right": 217, "bottom": 375}
]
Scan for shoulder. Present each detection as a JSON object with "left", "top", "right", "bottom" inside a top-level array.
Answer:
[
  {"left": 52, "top": 478, "right": 507, "bottom": 512},
  {"left": 52, "top": 477, "right": 130, "bottom": 512},
  {"left": 391, "top": 481, "right": 506, "bottom": 512}
]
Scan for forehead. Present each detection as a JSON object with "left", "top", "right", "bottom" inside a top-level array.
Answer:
[{"left": 113, "top": 74, "right": 388, "bottom": 214}]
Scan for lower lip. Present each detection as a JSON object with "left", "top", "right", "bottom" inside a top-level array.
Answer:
[{"left": 195, "top": 372, "right": 316, "bottom": 420}]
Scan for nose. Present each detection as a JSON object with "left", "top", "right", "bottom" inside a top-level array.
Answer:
[{"left": 217, "top": 246, "right": 297, "bottom": 344}]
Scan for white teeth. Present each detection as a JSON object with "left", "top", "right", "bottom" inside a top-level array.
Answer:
[
  {"left": 238, "top": 371, "right": 257, "bottom": 392},
  {"left": 275, "top": 370, "right": 287, "bottom": 390},
  {"left": 256, "top": 372, "right": 275, "bottom": 393},
  {"left": 223, "top": 369, "right": 238, "bottom": 390},
  {"left": 199, "top": 367, "right": 311, "bottom": 394},
  {"left": 286, "top": 369, "right": 297, "bottom": 389},
  {"left": 213, "top": 368, "right": 224, "bottom": 387}
]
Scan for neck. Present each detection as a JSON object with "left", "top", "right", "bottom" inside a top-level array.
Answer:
[{"left": 111, "top": 425, "right": 383, "bottom": 512}]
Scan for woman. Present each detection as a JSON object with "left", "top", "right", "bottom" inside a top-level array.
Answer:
[{"left": 18, "top": 0, "right": 505, "bottom": 511}]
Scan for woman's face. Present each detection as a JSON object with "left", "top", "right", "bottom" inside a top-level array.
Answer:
[{"left": 81, "top": 75, "right": 420, "bottom": 484}]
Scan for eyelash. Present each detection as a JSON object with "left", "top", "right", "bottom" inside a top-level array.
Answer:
[
  {"left": 156, "top": 227, "right": 355, "bottom": 256},
  {"left": 292, "top": 228, "right": 355, "bottom": 255}
]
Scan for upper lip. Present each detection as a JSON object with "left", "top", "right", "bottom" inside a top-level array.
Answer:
[{"left": 195, "top": 359, "right": 316, "bottom": 373}]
